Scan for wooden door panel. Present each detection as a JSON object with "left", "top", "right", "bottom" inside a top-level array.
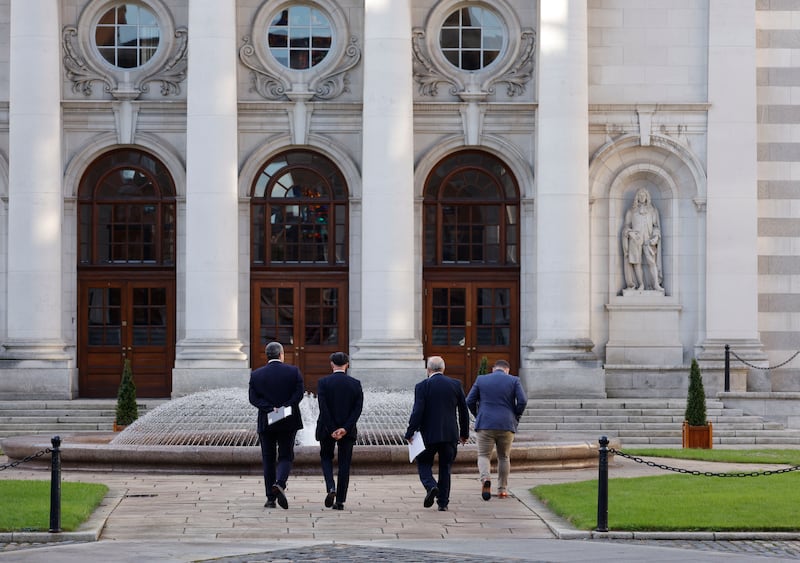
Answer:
[
  {"left": 424, "top": 280, "right": 518, "bottom": 390},
  {"left": 79, "top": 278, "right": 174, "bottom": 398},
  {"left": 252, "top": 278, "right": 347, "bottom": 393}
]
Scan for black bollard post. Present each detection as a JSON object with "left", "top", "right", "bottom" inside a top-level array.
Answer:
[
  {"left": 724, "top": 344, "right": 730, "bottom": 392},
  {"left": 49, "top": 436, "right": 62, "bottom": 533},
  {"left": 596, "top": 436, "right": 609, "bottom": 532}
]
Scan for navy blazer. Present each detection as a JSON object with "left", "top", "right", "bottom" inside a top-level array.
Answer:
[
  {"left": 249, "top": 360, "right": 305, "bottom": 435},
  {"left": 405, "top": 372, "right": 470, "bottom": 444},
  {"left": 466, "top": 369, "right": 528, "bottom": 432},
  {"left": 315, "top": 370, "right": 364, "bottom": 441}
]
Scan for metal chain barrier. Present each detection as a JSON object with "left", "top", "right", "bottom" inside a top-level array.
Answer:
[
  {"left": 611, "top": 448, "right": 800, "bottom": 478},
  {"left": 729, "top": 348, "right": 800, "bottom": 371},
  {"left": 0, "top": 447, "right": 51, "bottom": 471}
]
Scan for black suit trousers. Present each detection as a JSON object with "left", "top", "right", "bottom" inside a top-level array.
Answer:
[{"left": 319, "top": 435, "right": 355, "bottom": 504}]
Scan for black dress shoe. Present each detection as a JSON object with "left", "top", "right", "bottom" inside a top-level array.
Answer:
[
  {"left": 481, "top": 479, "right": 491, "bottom": 501},
  {"left": 272, "top": 484, "right": 288, "bottom": 509},
  {"left": 424, "top": 486, "right": 439, "bottom": 508},
  {"left": 437, "top": 505, "right": 448, "bottom": 511},
  {"left": 325, "top": 489, "right": 336, "bottom": 508},
  {"left": 332, "top": 503, "right": 345, "bottom": 510},
  {"left": 264, "top": 500, "right": 276, "bottom": 508}
]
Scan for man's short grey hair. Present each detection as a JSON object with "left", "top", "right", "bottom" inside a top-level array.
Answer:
[
  {"left": 426, "top": 356, "right": 445, "bottom": 373},
  {"left": 265, "top": 341, "right": 283, "bottom": 360}
]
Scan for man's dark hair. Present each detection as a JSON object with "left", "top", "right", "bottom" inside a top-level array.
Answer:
[
  {"left": 265, "top": 341, "right": 283, "bottom": 360},
  {"left": 493, "top": 359, "right": 510, "bottom": 371}
]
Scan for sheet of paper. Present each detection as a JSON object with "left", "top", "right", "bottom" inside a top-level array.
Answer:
[
  {"left": 408, "top": 430, "right": 425, "bottom": 462},
  {"left": 267, "top": 405, "right": 292, "bottom": 425}
]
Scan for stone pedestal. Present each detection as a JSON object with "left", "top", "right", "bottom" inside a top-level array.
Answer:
[{"left": 605, "top": 292, "right": 682, "bottom": 365}]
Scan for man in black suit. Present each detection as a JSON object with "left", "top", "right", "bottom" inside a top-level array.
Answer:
[
  {"left": 404, "top": 356, "right": 470, "bottom": 511},
  {"left": 316, "top": 351, "right": 364, "bottom": 510},
  {"left": 249, "top": 341, "right": 305, "bottom": 509}
]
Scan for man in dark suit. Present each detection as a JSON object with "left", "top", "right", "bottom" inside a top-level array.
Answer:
[
  {"left": 249, "top": 341, "right": 305, "bottom": 509},
  {"left": 466, "top": 359, "right": 528, "bottom": 500},
  {"left": 404, "top": 356, "right": 470, "bottom": 511},
  {"left": 316, "top": 351, "right": 364, "bottom": 510}
]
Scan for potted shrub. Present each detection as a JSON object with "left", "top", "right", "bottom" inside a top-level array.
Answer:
[
  {"left": 114, "top": 358, "right": 139, "bottom": 431},
  {"left": 477, "top": 356, "right": 490, "bottom": 376},
  {"left": 682, "top": 358, "right": 713, "bottom": 448}
]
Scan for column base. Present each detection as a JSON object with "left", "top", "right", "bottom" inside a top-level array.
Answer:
[
  {"left": 522, "top": 339, "right": 605, "bottom": 398},
  {"left": 0, "top": 339, "right": 77, "bottom": 399},
  {"left": 348, "top": 339, "right": 424, "bottom": 391},
  {"left": 171, "top": 367, "right": 251, "bottom": 397}
]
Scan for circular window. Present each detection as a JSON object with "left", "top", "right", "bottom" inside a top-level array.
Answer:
[
  {"left": 439, "top": 6, "right": 504, "bottom": 71},
  {"left": 94, "top": 3, "right": 161, "bottom": 69},
  {"left": 267, "top": 6, "right": 332, "bottom": 70}
]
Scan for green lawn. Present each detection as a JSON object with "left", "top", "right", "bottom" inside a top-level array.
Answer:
[
  {"left": 0, "top": 480, "right": 108, "bottom": 532},
  {"left": 532, "top": 448, "right": 800, "bottom": 531}
]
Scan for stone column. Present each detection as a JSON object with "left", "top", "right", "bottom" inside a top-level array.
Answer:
[
  {"left": 173, "top": 0, "right": 247, "bottom": 395},
  {"left": 700, "top": 1, "right": 764, "bottom": 390},
  {"left": 350, "top": 0, "right": 422, "bottom": 389},
  {"left": 523, "top": 0, "right": 604, "bottom": 397},
  {"left": 1, "top": 0, "right": 74, "bottom": 399}
]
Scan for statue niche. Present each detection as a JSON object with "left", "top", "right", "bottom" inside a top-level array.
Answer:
[{"left": 621, "top": 187, "right": 664, "bottom": 293}]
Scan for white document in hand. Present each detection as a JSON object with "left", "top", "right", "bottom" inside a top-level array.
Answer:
[
  {"left": 267, "top": 406, "right": 292, "bottom": 425},
  {"left": 408, "top": 430, "right": 425, "bottom": 462}
]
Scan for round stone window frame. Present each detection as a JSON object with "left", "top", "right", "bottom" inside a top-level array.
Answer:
[
  {"left": 423, "top": 0, "right": 522, "bottom": 86},
  {"left": 76, "top": 0, "right": 180, "bottom": 77},
  {"left": 251, "top": 0, "right": 349, "bottom": 84}
]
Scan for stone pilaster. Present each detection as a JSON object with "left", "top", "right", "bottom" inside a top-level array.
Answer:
[
  {"left": 523, "top": 0, "right": 604, "bottom": 397},
  {"left": 0, "top": 0, "right": 75, "bottom": 399},
  {"left": 350, "top": 0, "right": 423, "bottom": 389},
  {"left": 173, "top": 0, "right": 248, "bottom": 396}
]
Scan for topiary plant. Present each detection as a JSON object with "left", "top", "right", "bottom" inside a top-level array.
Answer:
[
  {"left": 115, "top": 358, "right": 139, "bottom": 426},
  {"left": 478, "top": 356, "right": 489, "bottom": 375},
  {"left": 684, "top": 358, "right": 707, "bottom": 426}
]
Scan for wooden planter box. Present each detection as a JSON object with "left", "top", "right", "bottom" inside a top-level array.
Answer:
[
  {"left": 113, "top": 421, "right": 128, "bottom": 432},
  {"left": 682, "top": 420, "right": 713, "bottom": 449}
]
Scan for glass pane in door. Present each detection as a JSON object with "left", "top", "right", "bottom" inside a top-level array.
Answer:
[
  {"left": 304, "top": 287, "right": 339, "bottom": 345},
  {"left": 132, "top": 287, "right": 167, "bottom": 345},
  {"left": 431, "top": 287, "right": 466, "bottom": 346},
  {"left": 259, "top": 287, "right": 295, "bottom": 345},
  {"left": 87, "top": 287, "right": 121, "bottom": 345},
  {"left": 476, "top": 287, "right": 511, "bottom": 345}
]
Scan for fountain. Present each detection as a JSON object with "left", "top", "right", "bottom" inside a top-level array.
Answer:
[{"left": 1, "top": 388, "right": 613, "bottom": 473}]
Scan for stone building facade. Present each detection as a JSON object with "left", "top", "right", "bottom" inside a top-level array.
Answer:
[{"left": 0, "top": 1, "right": 797, "bottom": 412}]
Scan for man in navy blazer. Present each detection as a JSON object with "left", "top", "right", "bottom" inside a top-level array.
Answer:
[
  {"left": 466, "top": 359, "right": 527, "bottom": 500},
  {"left": 405, "top": 356, "right": 470, "bottom": 511},
  {"left": 315, "top": 351, "right": 363, "bottom": 510},
  {"left": 249, "top": 341, "right": 305, "bottom": 509}
]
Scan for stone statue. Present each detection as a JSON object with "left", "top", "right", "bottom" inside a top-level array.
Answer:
[{"left": 622, "top": 187, "right": 663, "bottom": 291}]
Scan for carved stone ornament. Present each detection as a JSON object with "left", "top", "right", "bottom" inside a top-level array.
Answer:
[
  {"left": 239, "top": 35, "right": 361, "bottom": 101},
  {"left": 412, "top": 28, "right": 535, "bottom": 101},
  {"left": 62, "top": 2, "right": 188, "bottom": 100}
]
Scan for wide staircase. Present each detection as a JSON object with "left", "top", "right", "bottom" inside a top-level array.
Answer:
[
  {"left": 1, "top": 397, "right": 800, "bottom": 447},
  {"left": 0, "top": 399, "right": 167, "bottom": 439},
  {"left": 518, "top": 398, "right": 800, "bottom": 447}
]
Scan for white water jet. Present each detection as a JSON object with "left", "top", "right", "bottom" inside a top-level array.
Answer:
[{"left": 111, "top": 387, "right": 418, "bottom": 448}]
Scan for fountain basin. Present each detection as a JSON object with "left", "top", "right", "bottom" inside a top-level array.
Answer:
[{"left": 0, "top": 433, "right": 616, "bottom": 474}]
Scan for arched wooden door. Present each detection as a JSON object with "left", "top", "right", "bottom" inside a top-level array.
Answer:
[
  {"left": 77, "top": 149, "right": 176, "bottom": 398},
  {"left": 250, "top": 150, "right": 348, "bottom": 392},
  {"left": 423, "top": 151, "right": 520, "bottom": 390}
]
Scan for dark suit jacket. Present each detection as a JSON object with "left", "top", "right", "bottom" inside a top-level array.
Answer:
[
  {"left": 249, "top": 360, "right": 305, "bottom": 435},
  {"left": 315, "top": 370, "right": 364, "bottom": 441},
  {"left": 404, "top": 372, "right": 470, "bottom": 444}
]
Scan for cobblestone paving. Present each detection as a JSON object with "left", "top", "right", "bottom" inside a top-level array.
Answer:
[{"left": 201, "top": 544, "right": 536, "bottom": 562}]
